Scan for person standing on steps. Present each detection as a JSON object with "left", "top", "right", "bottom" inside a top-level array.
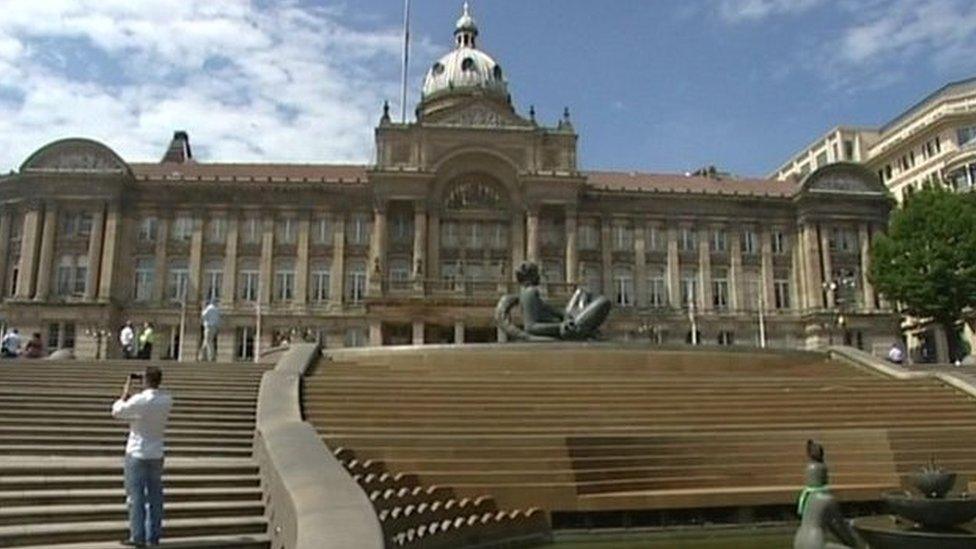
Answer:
[
  {"left": 111, "top": 366, "right": 173, "bottom": 547},
  {"left": 120, "top": 321, "right": 136, "bottom": 359},
  {"left": 1, "top": 328, "right": 21, "bottom": 358},
  {"left": 198, "top": 301, "right": 221, "bottom": 362},
  {"left": 138, "top": 322, "right": 155, "bottom": 360}
]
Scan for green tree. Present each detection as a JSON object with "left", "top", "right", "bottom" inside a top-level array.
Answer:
[{"left": 869, "top": 186, "right": 976, "bottom": 360}]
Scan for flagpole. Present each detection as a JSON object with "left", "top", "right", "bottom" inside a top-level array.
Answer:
[{"left": 400, "top": 0, "right": 411, "bottom": 123}]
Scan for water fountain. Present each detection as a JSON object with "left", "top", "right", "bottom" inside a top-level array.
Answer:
[{"left": 851, "top": 460, "right": 976, "bottom": 549}]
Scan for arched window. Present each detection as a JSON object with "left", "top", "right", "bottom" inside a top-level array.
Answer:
[
  {"left": 444, "top": 178, "right": 505, "bottom": 211},
  {"left": 461, "top": 57, "right": 475, "bottom": 71}
]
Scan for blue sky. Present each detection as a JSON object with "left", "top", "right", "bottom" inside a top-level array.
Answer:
[{"left": 0, "top": 0, "right": 974, "bottom": 177}]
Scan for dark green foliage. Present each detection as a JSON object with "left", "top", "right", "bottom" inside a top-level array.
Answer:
[{"left": 870, "top": 186, "right": 976, "bottom": 330}]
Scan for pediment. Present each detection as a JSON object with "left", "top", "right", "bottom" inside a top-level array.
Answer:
[
  {"left": 426, "top": 100, "right": 532, "bottom": 129},
  {"left": 799, "top": 162, "right": 887, "bottom": 195},
  {"left": 20, "top": 138, "right": 130, "bottom": 175}
]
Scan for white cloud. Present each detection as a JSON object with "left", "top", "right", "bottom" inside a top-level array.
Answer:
[
  {"left": 718, "top": 0, "right": 826, "bottom": 22},
  {"left": 0, "top": 0, "right": 436, "bottom": 171}
]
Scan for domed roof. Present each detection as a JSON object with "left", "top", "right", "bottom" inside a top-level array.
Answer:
[{"left": 421, "top": 3, "right": 507, "bottom": 100}]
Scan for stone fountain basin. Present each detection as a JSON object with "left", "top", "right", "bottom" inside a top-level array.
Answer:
[
  {"left": 883, "top": 491, "right": 976, "bottom": 528},
  {"left": 852, "top": 515, "right": 976, "bottom": 549}
]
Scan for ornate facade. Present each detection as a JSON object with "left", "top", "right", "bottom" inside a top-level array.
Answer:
[{"left": 0, "top": 6, "right": 897, "bottom": 360}]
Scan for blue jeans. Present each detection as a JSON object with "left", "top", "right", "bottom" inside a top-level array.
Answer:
[{"left": 124, "top": 456, "right": 164, "bottom": 545}]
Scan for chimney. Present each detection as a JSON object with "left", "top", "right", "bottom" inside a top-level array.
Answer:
[{"left": 161, "top": 131, "right": 193, "bottom": 163}]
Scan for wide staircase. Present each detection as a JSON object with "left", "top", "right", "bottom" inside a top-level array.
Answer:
[
  {"left": 0, "top": 359, "right": 271, "bottom": 548},
  {"left": 305, "top": 345, "right": 976, "bottom": 523}
]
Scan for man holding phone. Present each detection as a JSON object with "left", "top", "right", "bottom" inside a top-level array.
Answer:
[{"left": 111, "top": 366, "right": 172, "bottom": 547}]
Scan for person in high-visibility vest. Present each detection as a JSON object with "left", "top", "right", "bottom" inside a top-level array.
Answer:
[{"left": 138, "top": 322, "right": 155, "bottom": 360}]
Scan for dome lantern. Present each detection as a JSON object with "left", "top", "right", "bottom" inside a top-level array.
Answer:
[{"left": 455, "top": 2, "right": 478, "bottom": 48}]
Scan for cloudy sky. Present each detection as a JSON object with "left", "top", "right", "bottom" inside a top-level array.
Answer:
[{"left": 0, "top": 0, "right": 974, "bottom": 176}]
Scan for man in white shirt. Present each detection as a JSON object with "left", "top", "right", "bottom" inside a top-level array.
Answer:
[
  {"left": 120, "top": 322, "right": 135, "bottom": 359},
  {"left": 1, "top": 328, "right": 21, "bottom": 358},
  {"left": 199, "top": 301, "right": 221, "bottom": 362},
  {"left": 111, "top": 366, "right": 173, "bottom": 547}
]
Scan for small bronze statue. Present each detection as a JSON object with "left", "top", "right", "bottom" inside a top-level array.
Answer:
[
  {"left": 495, "top": 261, "right": 611, "bottom": 341},
  {"left": 794, "top": 440, "right": 861, "bottom": 549}
]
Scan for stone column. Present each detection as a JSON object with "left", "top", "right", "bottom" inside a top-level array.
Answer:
[
  {"left": 819, "top": 225, "right": 834, "bottom": 308},
  {"left": 330, "top": 212, "right": 345, "bottom": 307},
  {"left": 188, "top": 215, "right": 204, "bottom": 305},
  {"left": 412, "top": 320, "right": 425, "bottom": 345},
  {"left": 16, "top": 205, "right": 42, "bottom": 299},
  {"left": 217, "top": 329, "right": 235, "bottom": 362},
  {"left": 454, "top": 321, "right": 465, "bottom": 344},
  {"left": 601, "top": 217, "right": 612, "bottom": 297},
  {"left": 698, "top": 227, "right": 712, "bottom": 312},
  {"left": 259, "top": 216, "right": 273, "bottom": 306},
  {"left": 666, "top": 226, "right": 680, "bottom": 306},
  {"left": 729, "top": 231, "right": 743, "bottom": 311},
  {"left": 84, "top": 205, "right": 105, "bottom": 301},
  {"left": 33, "top": 205, "right": 58, "bottom": 300},
  {"left": 222, "top": 217, "right": 239, "bottom": 305},
  {"left": 526, "top": 208, "right": 540, "bottom": 265},
  {"left": 427, "top": 210, "right": 441, "bottom": 283},
  {"left": 413, "top": 202, "right": 427, "bottom": 291},
  {"left": 0, "top": 209, "right": 11, "bottom": 299},
  {"left": 791, "top": 229, "right": 804, "bottom": 312},
  {"left": 368, "top": 202, "right": 387, "bottom": 295},
  {"left": 509, "top": 211, "right": 523, "bottom": 280},
  {"left": 152, "top": 217, "right": 169, "bottom": 303},
  {"left": 98, "top": 203, "right": 121, "bottom": 301},
  {"left": 368, "top": 319, "right": 382, "bottom": 347},
  {"left": 802, "top": 223, "right": 823, "bottom": 309},
  {"left": 634, "top": 221, "right": 647, "bottom": 307},
  {"left": 859, "top": 223, "right": 874, "bottom": 311},
  {"left": 760, "top": 228, "right": 775, "bottom": 311},
  {"left": 564, "top": 207, "right": 578, "bottom": 285},
  {"left": 497, "top": 326, "right": 508, "bottom": 343},
  {"left": 933, "top": 325, "right": 950, "bottom": 363},
  {"left": 295, "top": 214, "right": 310, "bottom": 305}
]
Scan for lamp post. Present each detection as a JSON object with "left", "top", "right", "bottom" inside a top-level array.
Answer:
[
  {"left": 822, "top": 272, "right": 858, "bottom": 346},
  {"left": 84, "top": 326, "right": 109, "bottom": 360}
]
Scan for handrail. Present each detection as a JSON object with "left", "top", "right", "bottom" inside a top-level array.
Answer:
[
  {"left": 828, "top": 345, "right": 976, "bottom": 399},
  {"left": 254, "top": 343, "right": 384, "bottom": 549}
]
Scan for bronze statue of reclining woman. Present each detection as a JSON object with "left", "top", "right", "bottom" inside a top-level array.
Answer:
[{"left": 495, "top": 261, "right": 611, "bottom": 341}]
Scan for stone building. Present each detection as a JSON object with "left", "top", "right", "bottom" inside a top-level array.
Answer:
[
  {"left": 0, "top": 5, "right": 897, "bottom": 360},
  {"left": 773, "top": 77, "right": 976, "bottom": 361}
]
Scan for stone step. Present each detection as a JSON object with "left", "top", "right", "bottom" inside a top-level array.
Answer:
[
  {"left": 27, "top": 533, "right": 270, "bottom": 548},
  {"left": 0, "top": 515, "right": 267, "bottom": 547},
  {"left": 0, "top": 435, "right": 254, "bottom": 448},
  {"left": 0, "top": 400, "right": 257, "bottom": 414},
  {"left": 0, "top": 473, "right": 260, "bottom": 491},
  {"left": 0, "top": 500, "right": 265, "bottom": 526},
  {"left": 0, "top": 461, "right": 257, "bottom": 477},
  {"left": 0, "top": 425, "right": 255, "bottom": 439},
  {"left": 0, "top": 409, "right": 256, "bottom": 423},
  {"left": 0, "top": 486, "right": 263, "bottom": 507},
  {"left": 0, "top": 417, "right": 255, "bottom": 430},
  {"left": 0, "top": 444, "right": 253, "bottom": 458},
  {"left": 0, "top": 388, "right": 259, "bottom": 403}
]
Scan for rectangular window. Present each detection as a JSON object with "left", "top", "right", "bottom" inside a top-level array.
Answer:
[
  {"left": 614, "top": 273, "right": 634, "bottom": 307},
  {"left": 205, "top": 269, "right": 222, "bottom": 302},
  {"left": 167, "top": 267, "right": 189, "bottom": 302},
  {"left": 56, "top": 264, "right": 72, "bottom": 296},
  {"left": 276, "top": 218, "right": 297, "bottom": 245},
  {"left": 712, "top": 278, "right": 729, "bottom": 311},
  {"left": 311, "top": 270, "right": 330, "bottom": 302},
  {"left": 467, "top": 223, "right": 483, "bottom": 248},
  {"left": 579, "top": 223, "right": 599, "bottom": 251},
  {"left": 274, "top": 268, "right": 295, "bottom": 301},
  {"left": 346, "top": 215, "right": 371, "bottom": 246},
  {"left": 242, "top": 217, "right": 261, "bottom": 244},
  {"left": 389, "top": 261, "right": 410, "bottom": 285},
  {"left": 816, "top": 151, "right": 828, "bottom": 167},
  {"left": 138, "top": 217, "right": 158, "bottom": 242},
  {"left": 646, "top": 226, "right": 662, "bottom": 252},
  {"left": 314, "top": 218, "right": 332, "bottom": 245},
  {"left": 442, "top": 222, "right": 459, "bottom": 248},
  {"left": 346, "top": 264, "right": 367, "bottom": 303},
  {"left": 235, "top": 326, "right": 255, "bottom": 361},
  {"left": 391, "top": 216, "right": 412, "bottom": 243},
  {"left": 612, "top": 223, "right": 633, "bottom": 251},
  {"left": 207, "top": 218, "right": 227, "bottom": 244},
  {"left": 679, "top": 228, "right": 697, "bottom": 252},
  {"left": 681, "top": 276, "right": 698, "bottom": 307},
  {"left": 772, "top": 231, "right": 788, "bottom": 254},
  {"left": 73, "top": 258, "right": 87, "bottom": 296},
  {"left": 171, "top": 216, "right": 193, "bottom": 242},
  {"left": 843, "top": 140, "right": 854, "bottom": 160},
  {"left": 134, "top": 258, "right": 155, "bottom": 302},
  {"left": 774, "top": 279, "right": 791, "bottom": 310},
  {"left": 344, "top": 327, "right": 367, "bottom": 348},
  {"left": 47, "top": 323, "right": 60, "bottom": 351},
  {"left": 648, "top": 276, "right": 668, "bottom": 308},
  {"left": 239, "top": 270, "right": 259, "bottom": 301},
  {"left": 490, "top": 223, "right": 507, "bottom": 249},
  {"left": 741, "top": 230, "right": 759, "bottom": 255},
  {"left": 711, "top": 229, "right": 727, "bottom": 253}
]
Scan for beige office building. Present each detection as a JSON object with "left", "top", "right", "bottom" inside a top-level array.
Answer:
[
  {"left": 0, "top": 6, "right": 897, "bottom": 360},
  {"left": 774, "top": 77, "right": 976, "bottom": 361}
]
